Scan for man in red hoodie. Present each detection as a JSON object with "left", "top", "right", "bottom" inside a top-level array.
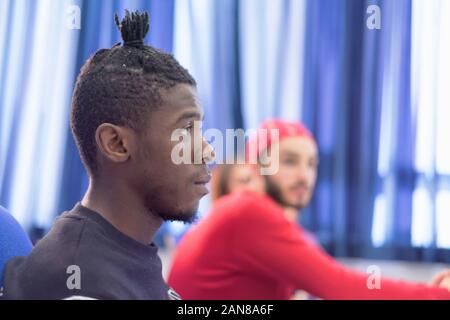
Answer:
[{"left": 168, "top": 119, "right": 450, "bottom": 300}]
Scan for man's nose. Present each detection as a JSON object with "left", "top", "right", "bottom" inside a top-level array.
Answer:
[
  {"left": 202, "top": 137, "right": 215, "bottom": 164},
  {"left": 297, "top": 163, "right": 313, "bottom": 183}
]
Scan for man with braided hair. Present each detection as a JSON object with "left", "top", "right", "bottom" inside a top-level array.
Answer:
[{"left": 1, "top": 10, "right": 213, "bottom": 300}]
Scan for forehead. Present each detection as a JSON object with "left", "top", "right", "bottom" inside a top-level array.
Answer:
[
  {"left": 162, "top": 84, "right": 200, "bottom": 109},
  {"left": 278, "top": 136, "right": 318, "bottom": 158},
  {"left": 148, "top": 84, "right": 203, "bottom": 127}
]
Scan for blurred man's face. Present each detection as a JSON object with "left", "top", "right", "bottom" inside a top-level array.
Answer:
[
  {"left": 227, "top": 164, "right": 264, "bottom": 195},
  {"left": 228, "top": 165, "right": 253, "bottom": 192},
  {"left": 263, "top": 136, "right": 318, "bottom": 209}
]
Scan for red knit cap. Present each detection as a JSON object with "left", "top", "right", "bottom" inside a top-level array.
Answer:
[{"left": 246, "top": 119, "right": 315, "bottom": 163}]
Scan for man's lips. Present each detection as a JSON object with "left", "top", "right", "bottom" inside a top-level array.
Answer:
[
  {"left": 193, "top": 175, "right": 211, "bottom": 196},
  {"left": 194, "top": 173, "right": 212, "bottom": 185},
  {"left": 290, "top": 185, "right": 309, "bottom": 194}
]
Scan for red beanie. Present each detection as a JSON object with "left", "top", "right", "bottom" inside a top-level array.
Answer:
[{"left": 246, "top": 119, "right": 315, "bottom": 163}]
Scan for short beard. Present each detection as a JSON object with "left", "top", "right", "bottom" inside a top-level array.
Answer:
[
  {"left": 159, "top": 211, "right": 199, "bottom": 224},
  {"left": 142, "top": 189, "right": 199, "bottom": 224},
  {"left": 264, "top": 175, "right": 303, "bottom": 210}
]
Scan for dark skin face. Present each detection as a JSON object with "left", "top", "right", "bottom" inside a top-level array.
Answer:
[
  {"left": 82, "top": 84, "right": 213, "bottom": 244},
  {"left": 130, "top": 84, "right": 213, "bottom": 221}
]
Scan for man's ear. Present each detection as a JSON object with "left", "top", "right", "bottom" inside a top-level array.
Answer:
[{"left": 95, "top": 123, "right": 132, "bottom": 164}]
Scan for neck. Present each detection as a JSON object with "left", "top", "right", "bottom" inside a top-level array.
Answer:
[
  {"left": 284, "top": 207, "right": 300, "bottom": 223},
  {"left": 81, "top": 177, "right": 163, "bottom": 245}
]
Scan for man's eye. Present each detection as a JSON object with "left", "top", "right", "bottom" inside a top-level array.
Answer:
[
  {"left": 183, "top": 123, "right": 194, "bottom": 133},
  {"left": 182, "top": 120, "right": 203, "bottom": 135},
  {"left": 282, "top": 159, "right": 297, "bottom": 165}
]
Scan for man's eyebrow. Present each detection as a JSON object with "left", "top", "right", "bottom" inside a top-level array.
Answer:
[
  {"left": 175, "top": 111, "right": 204, "bottom": 123},
  {"left": 281, "top": 151, "right": 300, "bottom": 158},
  {"left": 282, "top": 150, "right": 318, "bottom": 159}
]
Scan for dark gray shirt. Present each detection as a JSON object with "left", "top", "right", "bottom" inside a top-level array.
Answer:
[{"left": 2, "top": 204, "right": 177, "bottom": 300}]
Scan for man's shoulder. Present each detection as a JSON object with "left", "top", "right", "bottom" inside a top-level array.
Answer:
[
  {"left": 2, "top": 211, "right": 116, "bottom": 299},
  {"left": 3, "top": 253, "right": 114, "bottom": 299}
]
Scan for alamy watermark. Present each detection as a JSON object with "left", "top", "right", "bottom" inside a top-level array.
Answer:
[
  {"left": 367, "top": 5, "right": 381, "bottom": 30},
  {"left": 66, "top": 265, "right": 81, "bottom": 290},
  {"left": 366, "top": 265, "right": 382, "bottom": 290},
  {"left": 66, "top": 4, "right": 81, "bottom": 30},
  {"left": 170, "top": 122, "right": 280, "bottom": 175}
]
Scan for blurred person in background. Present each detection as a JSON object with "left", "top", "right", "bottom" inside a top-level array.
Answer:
[
  {"left": 168, "top": 119, "right": 450, "bottom": 300},
  {"left": 210, "top": 162, "right": 264, "bottom": 203},
  {"left": 210, "top": 160, "right": 315, "bottom": 300}
]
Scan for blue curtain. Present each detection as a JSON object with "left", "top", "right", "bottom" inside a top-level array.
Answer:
[
  {"left": 300, "top": 0, "right": 412, "bottom": 259},
  {"left": 1, "top": 0, "right": 81, "bottom": 233}
]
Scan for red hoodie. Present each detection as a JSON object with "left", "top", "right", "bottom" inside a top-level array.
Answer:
[{"left": 168, "top": 191, "right": 450, "bottom": 300}]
